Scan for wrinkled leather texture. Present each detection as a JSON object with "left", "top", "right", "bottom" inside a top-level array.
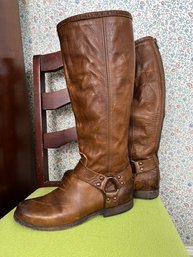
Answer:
[
  {"left": 14, "top": 10, "right": 135, "bottom": 229},
  {"left": 58, "top": 10, "right": 135, "bottom": 174},
  {"left": 134, "top": 168, "right": 160, "bottom": 191},
  {"left": 129, "top": 36, "right": 165, "bottom": 192}
]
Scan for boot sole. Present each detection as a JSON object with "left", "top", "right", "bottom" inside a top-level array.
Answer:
[
  {"left": 14, "top": 199, "right": 133, "bottom": 231},
  {"left": 134, "top": 189, "right": 159, "bottom": 199}
]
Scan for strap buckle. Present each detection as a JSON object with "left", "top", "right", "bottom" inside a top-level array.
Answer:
[
  {"left": 102, "top": 175, "right": 121, "bottom": 194},
  {"left": 101, "top": 175, "right": 121, "bottom": 208},
  {"left": 74, "top": 162, "right": 132, "bottom": 208}
]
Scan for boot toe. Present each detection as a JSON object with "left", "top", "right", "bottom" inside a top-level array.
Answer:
[{"left": 14, "top": 199, "right": 55, "bottom": 229}]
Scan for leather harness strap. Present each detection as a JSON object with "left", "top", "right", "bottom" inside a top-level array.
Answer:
[
  {"left": 74, "top": 162, "right": 132, "bottom": 208},
  {"left": 130, "top": 156, "right": 158, "bottom": 174}
]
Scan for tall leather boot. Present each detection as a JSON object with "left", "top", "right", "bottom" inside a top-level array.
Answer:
[
  {"left": 14, "top": 10, "right": 135, "bottom": 230},
  {"left": 129, "top": 36, "right": 165, "bottom": 199}
]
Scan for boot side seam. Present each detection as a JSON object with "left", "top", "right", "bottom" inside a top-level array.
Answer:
[
  {"left": 129, "top": 49, "right": 141, "bottom": 160},
  {"left": 102, "top": 17, "right": 111, "bottom": 172},
  {"left": 151, "top": 41, "right": 166, "bottom": 153}
]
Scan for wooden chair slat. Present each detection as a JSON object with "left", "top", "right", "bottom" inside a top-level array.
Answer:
[
  {"left": 42, "top": 88, "right": 70, "bottom": 110},
  {"left": 40, "top": 51, "right": 63, "bottom": 72},
  {"left": 44, "top": 127, "right": 77, "bottom": 149}
]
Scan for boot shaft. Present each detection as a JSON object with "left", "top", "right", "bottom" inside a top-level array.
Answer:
[
  {"left": 57, "top": 10, "right": 135, "bottom": 174},
  {"left": 129, "top": 36, "right": 165, "bottom": 162}
]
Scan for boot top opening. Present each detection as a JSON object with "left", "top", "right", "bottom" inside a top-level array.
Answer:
[{"left": 57, "top": 10, "right": 132, "bottom": 30}]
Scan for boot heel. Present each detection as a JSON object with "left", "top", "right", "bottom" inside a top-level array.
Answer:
[
  {"left": 134, "top": 189, "right": 159, "bottom": 199},
  {"left": 103, "top": 200, "right": 133, "bottom": 217}
]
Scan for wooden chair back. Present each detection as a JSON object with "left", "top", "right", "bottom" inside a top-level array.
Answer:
[{"left": 33, "top": 51, "right": 77, "bottom": 187}]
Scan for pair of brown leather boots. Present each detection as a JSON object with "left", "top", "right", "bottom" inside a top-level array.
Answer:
[{"left": 14, "top": 10, "right": 165, "bottom": 230}]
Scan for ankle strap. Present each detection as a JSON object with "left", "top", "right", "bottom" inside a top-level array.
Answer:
[
  {"left": 74, "top": 162, "right": 132, "bottom": 208},
  {"left": 130, "top": 156, "right": 158, "bottom": 173}
]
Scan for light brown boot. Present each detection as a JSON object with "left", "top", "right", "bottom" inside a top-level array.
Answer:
[
  {"left": 129, "top": 36, "right": 165, "bottom": 199},
  {"left": 14, "top": 10, "right": 135, "bottom": 230}
]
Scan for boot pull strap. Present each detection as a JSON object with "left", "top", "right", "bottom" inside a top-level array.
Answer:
[
  {"left": 154, "top": 38, "right": 159, "bottom": 49},
  {"left": 130, "top": 156, "right": 158, "bottom": 174},
  {"left": 74, "top": 162, "right": 132, "bottom": 208}
]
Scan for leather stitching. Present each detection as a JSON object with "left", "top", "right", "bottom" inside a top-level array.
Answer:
[{"left": 57, "top": 10, "right": 132, "bottom": 30}]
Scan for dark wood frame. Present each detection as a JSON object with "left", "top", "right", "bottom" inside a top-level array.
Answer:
[
  {"left": 0, "top": 0, "right": 35, "bottom": 217},
  {"left": 33, "top": 51, "right": 77, "bottom": 187}
]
